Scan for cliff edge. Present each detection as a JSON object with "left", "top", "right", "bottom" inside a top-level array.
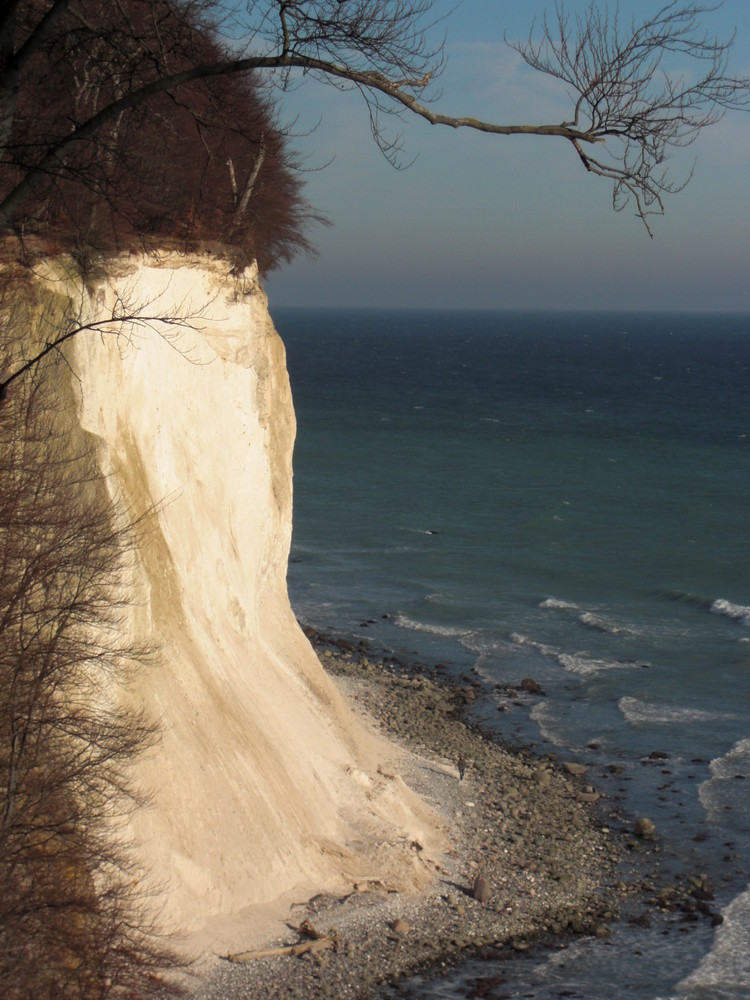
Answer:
[{"left": 32, "top": 253, "right": 445, "bottom": 953}]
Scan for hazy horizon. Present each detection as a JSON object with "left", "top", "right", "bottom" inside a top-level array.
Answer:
[
  {"left": 270, "top": 303, "right": 750, "bottom": 316},
  {"left": 264, "top": 1, "right": 750, "bottom": 315}
]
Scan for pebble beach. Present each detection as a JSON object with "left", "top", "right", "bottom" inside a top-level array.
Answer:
[{"left": 192, "top": 632, "right": 657, "bottom": 999}]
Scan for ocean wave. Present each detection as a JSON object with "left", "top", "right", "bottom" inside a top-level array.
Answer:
[
  {"left": 619, "top": 695, "right": 731, "bottom": 727},
  {"left": 529, "top": 701, "right": 567, "bottom": 747},
  {"left": 559, "top": 653, "right": 638, "bottom": 677},
  {"left": 539, "top": 597, "right": 579, "bottom": 611},
  {"left": 394, "top": 613, "right": 470, "bottom": 639},
  {"left": 424, "top": 592, "right": 458, "bottom": 608},
  {"left": 707, "top": 738, "right": 750, "bottom": 781},
  {"left": 577, "top": 611, "right": 629, "bottom": 635},
  {"left": 698, "top": 739, "right": 750, "bottom": 826},
  {"left": 508, "top": 634, "right": 642, "bottom": 677},
  {"left": 508, "top": 632, "right": 558, "bottom": 659},
  {"left": 711, "top": 598, "right": 750, "bottom": 627},
  {"left": 652, "top": 588, "right": 714, "bottom": 609},
  {"left": 676, "top": 882, "right": 750, "bottom": 996}
]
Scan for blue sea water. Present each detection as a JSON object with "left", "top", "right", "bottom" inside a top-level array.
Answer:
[{"left": 272, "top": 307, "right": 750, "bottom": 1000}]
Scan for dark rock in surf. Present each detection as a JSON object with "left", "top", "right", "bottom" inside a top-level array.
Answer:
[
  {"left": 520, "top": 677, "right": 545, "bottom": 695},
  {"left": 634, "top": 817, "right": 656, "bottom": 840}
]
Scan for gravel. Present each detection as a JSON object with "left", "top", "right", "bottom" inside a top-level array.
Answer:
[{"left": 187, "top": 633, "right": 637, "bottom": 999}]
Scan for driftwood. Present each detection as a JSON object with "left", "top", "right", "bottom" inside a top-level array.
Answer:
[
  {"left": 224, "top": 922, "right": 337, "bottom": 963},
  {"left": 290, "top": 878, "right": 395, "bottom": 912}
]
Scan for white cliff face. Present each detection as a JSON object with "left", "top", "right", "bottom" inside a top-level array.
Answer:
[{"left": 46, "top": 254, "right": 443, "bottom": 951}]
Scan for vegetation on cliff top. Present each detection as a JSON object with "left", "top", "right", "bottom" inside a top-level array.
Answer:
[
  {"left": 2, "top": 0, "right": 319, "bottom": 273},
  {"left": 0, "top": 3, "right": 748, "bottom": 997}
]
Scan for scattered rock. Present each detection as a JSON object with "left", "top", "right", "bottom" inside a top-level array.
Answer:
[
  {"left": 204, "top": 633, "right": 628, "bottom": 1000},
  {"left": 576, "top": 791, "right": 600, "bottom": 804},
  {"left": 688, "top": 875, "right": 714, "bottom": 901},
  {"left": 564, "top": 762, "right": 588, "bottom": 777},
  {"left": 389, "top": 919, "right": 410, "bottom": 936},
  {"left": 520, "top": 678, "right": 545, "bottom": 695},
  {"left": 472, "top": 877, "right": 491, "bottom": 903},
  {"left": 634, "top": 817, "right": 656, "bottom": 839}
]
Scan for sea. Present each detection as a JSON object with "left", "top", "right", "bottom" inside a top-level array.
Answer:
[{"left": 271, "top": 307, "right": 750, "bottom": 1000}]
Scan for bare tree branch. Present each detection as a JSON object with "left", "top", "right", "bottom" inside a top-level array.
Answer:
[
  {"left": 228, "top": 133, "right": 266, "bottom": 234},
  {"left": 0, "top": 303, "right": 185, "bottom": 994},
  {"left": 509, "top": 1, "right": 750, "bottom": 232},
  {"left": 0, "top": 1, "right": 747, "bottom": 239},
  {"left": 0, "top": 307, "right": 205, "bottom": 401}
]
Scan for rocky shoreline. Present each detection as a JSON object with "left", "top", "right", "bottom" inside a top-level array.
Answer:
[{"left": 192, "top": 629, "right": 672, "bottom": 999}]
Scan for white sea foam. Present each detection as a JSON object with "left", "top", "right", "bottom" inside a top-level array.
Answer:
[
  {"left": 394, "top": 613, "right": 470, "bottom": 639},
  {"left": 530, "top": 701, "right": 568, "bottom": 747},
  {"left": 675, "top": 883, "right": 750, "bottom": 998},
  {"left": 619, "top": 695, "right": 732, "bottom": 727},
  {"left": 509, "top": 634, "right": 640, "bottom": 677},
  {"left": 539, "top": 597, "right": 579, "bottom": 610},
  {"left": 424, "top": 592, "right": 451, "bottom": 607},
  {"left": 558, "top": 652, "right": 636, "bottom": 677},
  {"left": 508, "top": 632, "right": 559, "bottom": 659},
  {"left": 577, "top": 611, "right": 630, "bottom": 635},
  {"left": 459, "top": 633, "right": 497, "bottom": 657},
  {"left": 711, "top": 598, "right": 750, "bottom": 627},
  {"left": 707, "top": 738, "right": 750, "bottom": 779},
  {"left": 698, "top": 738, "right": 750, "bottom": 825}
]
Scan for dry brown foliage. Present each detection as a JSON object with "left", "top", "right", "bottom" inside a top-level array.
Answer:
[{"left": 2, "top": 0, "right": 319, "bottom": 273}]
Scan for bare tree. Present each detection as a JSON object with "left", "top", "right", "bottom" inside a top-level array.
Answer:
[
  {"left": 0, "top": 0, "right": 747, "bottom": 243},
  {"left": 0, "top": 279, "right": 185, "bottom": 998},
  {"left": 509, "top": 1, "right": 750, "bottom": 233},
  {"left": 0, "top": 2, "right": 748, "bottom": 993},
  {"left": 0, "top": 276, "right": 213, "bottom": 402}
]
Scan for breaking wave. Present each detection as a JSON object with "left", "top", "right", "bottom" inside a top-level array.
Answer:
[
  {"left": 711, "top": 598, "right": 750, "bottom": 627},
  {"left": 394, "top": 613, "right": 471, "bottom": 639},
  {"left": 539, "top": 597, "right": 579, "bottom": 611},
  {"left": 619, "top": 695, "right": 732, "bottom": 727},
  {"left": 577, "top": 611, "right": 630, "bottom": 635},
  {"left": 509, "top": 633, "right": 643, "bottom": 677},
  {"left": 558, "top": 653, "right": 639, "bottom": 677}
]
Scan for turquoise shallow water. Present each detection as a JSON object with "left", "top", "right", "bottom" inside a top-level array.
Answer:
[{"left": 273, "top": 307, "right": 750, "bottom": 999}]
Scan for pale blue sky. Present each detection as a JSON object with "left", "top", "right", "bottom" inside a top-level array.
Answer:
[{"left": 264, "top": 1, "right": 750, "bottom": 312}]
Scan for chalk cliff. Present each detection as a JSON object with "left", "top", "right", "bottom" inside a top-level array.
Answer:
[{"left": 39, "top": 253, "right": 443, "bottom": 950}]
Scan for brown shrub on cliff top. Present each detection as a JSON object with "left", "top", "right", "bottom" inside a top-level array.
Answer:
[{"left": 4, "top": 0, "right": 318, "bottom": 273}]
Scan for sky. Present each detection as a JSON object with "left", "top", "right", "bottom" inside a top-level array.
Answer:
[{"left": 263, "top": 1, "right": 750, "bottom": 312}]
